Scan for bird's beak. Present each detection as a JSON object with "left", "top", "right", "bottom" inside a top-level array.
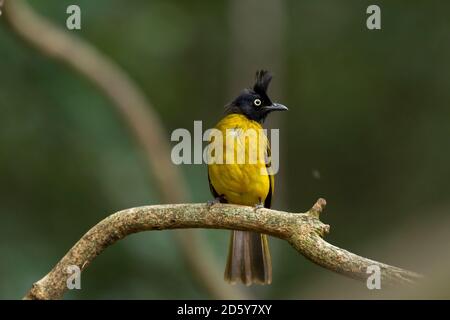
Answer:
[{"left": 264, "top": 103, "right": 288, "bottom": 112}]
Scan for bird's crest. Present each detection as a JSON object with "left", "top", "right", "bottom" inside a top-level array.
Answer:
[{"left": 253, "top": 70, "right": 273, "bottom": 96}]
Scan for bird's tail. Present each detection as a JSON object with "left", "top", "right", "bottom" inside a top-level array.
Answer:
[{"left": 224, "top": 231, "right": 272, "bottom": 285}]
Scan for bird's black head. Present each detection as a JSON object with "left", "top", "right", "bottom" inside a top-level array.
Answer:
[{"left": 226, "top": 70, "right": 288, "bottom": 123}]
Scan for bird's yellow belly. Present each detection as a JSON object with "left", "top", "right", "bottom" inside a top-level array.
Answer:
[
  {"left": 208, "top": 163, "right": 269, "bottom": 206},
  {"left": 207, "top": 114, "right": 271, "bottom": 206}
]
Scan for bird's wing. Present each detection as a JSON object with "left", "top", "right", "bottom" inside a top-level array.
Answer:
[{"left": 264, "top": 141, "right": 275, "bottom": 209}]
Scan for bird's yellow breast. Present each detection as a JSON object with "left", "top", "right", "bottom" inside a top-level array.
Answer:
[{"left": 207, "top": 114, "right": 270, "bottom": 206}]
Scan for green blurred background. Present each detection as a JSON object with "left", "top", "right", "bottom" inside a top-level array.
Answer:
[{"left": 1, "top": 0, "right": 450, "bottom": 299}]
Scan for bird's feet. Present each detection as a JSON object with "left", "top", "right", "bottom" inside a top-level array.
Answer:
[
  {"left": 207, "top": 195, "right": 225, "bottom": 208},
  {"left": 254, "top": 202, "right": 264, "bottom": 212}
]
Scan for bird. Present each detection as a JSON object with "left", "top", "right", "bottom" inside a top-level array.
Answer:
[{"left": 207, "top": 70, "right": 288, "bottom": 285}]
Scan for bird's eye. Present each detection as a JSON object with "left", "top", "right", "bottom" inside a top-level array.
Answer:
[{"left": 253, "top": 98, "right": 262, "bottom": 107}]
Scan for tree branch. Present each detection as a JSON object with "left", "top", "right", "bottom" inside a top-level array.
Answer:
[{"left": 24, "top": 199, "right": 422, "bottom": 300}]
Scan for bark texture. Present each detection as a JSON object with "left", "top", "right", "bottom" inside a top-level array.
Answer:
[{"left": 23, "top": 199, "right": 422, "bottom": 299}]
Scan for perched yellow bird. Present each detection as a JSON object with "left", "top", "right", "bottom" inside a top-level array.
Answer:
[{"left": 207, "top": 70, "right": 288, "bottom": 285}]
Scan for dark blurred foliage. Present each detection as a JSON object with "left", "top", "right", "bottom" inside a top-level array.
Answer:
[{"left": 1, "top": 0, "right": 450, "bottom": 299}]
